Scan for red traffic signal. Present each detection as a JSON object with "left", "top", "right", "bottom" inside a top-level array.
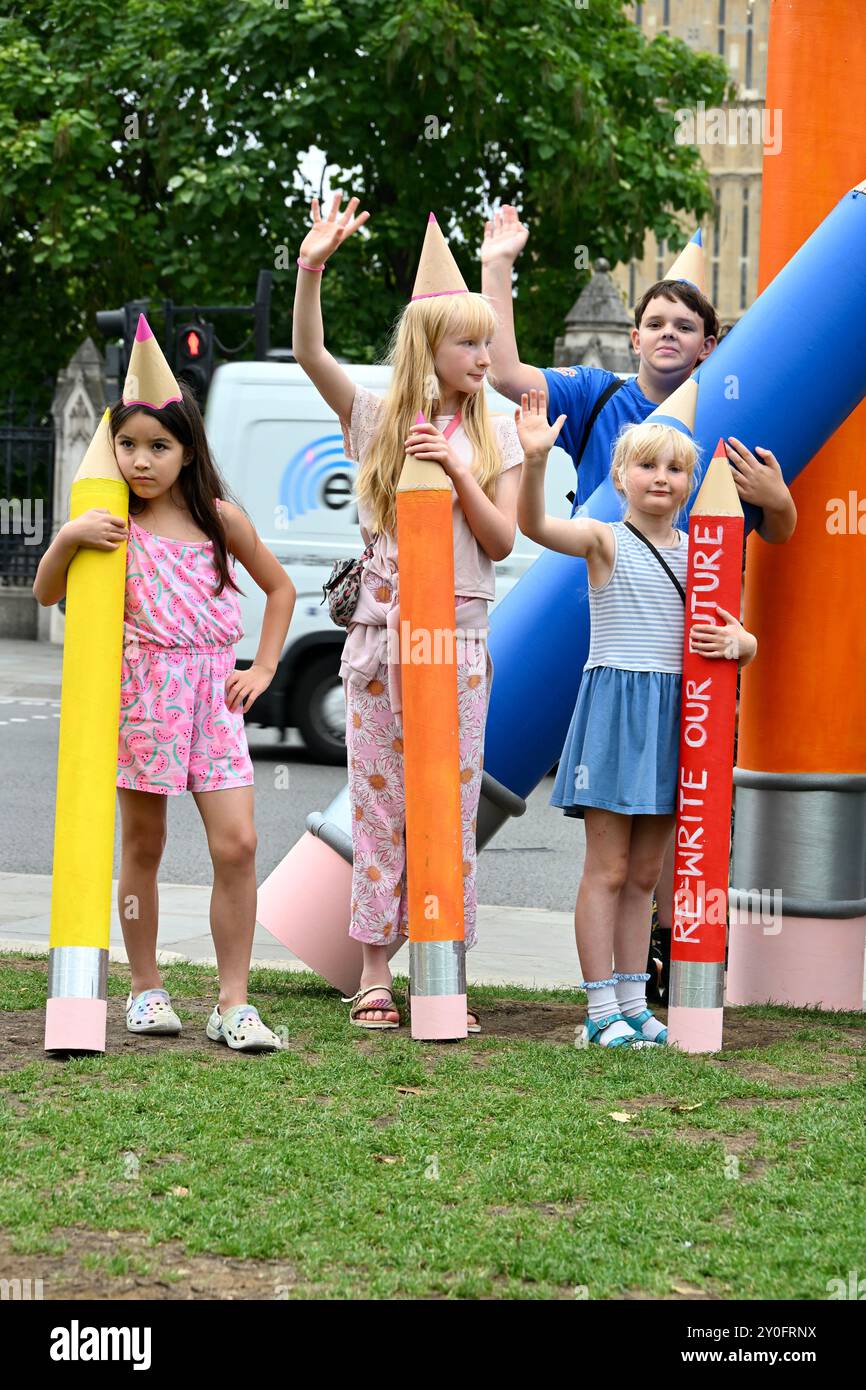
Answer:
[{"left": 175, "top": 321, "right": 215, "bottom": 402}]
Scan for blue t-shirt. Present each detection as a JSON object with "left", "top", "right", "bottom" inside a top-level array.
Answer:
[{"left": 542, "top": 365, "right": 656, "bottom": 511}]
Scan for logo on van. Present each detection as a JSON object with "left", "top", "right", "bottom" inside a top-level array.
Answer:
[{"left": 277, "top": 434, "right": 356, "bottom": 522}]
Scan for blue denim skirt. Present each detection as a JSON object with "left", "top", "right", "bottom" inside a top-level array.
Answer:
[{"left": 551, "top": 665, "right": 682, "bottom": 817}]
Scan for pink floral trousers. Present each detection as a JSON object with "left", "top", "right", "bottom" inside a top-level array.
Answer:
[{"left": 345, "top": 647, "right": 488, "bottom": 947}]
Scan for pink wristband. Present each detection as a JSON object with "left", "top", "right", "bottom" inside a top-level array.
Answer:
[{"left": 297, "top": 257, "right": 325, "bottom": 273}]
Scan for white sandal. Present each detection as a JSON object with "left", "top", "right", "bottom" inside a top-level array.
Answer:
[
  {"left": 206, "top": 1003, "right": 282, "bottom": 1052},
  {"left": 126, "top": 988, "right": 182, "bottom": 1035},
  {"left": 342, "top": 984, "right": 401, "bottom": 1030}
]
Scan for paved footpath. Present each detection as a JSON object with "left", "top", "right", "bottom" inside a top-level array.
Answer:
[
  {"left": 0, "top": 638, "right": 578, "bottom": 989},
  {"left": 8, "top": 638, "right": 858, "bottom": 1003}
]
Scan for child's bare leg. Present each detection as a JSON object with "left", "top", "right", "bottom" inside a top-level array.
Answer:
[
  {"left": 614, "top": 814, "right": 677, "bottom": 972},
  {"left": 612, "top": 814, "right": 676, "bottom": 1041},
  {"left": 117, "top": 788, "right": 168, "bottom": 995},
  {"left": 575, "top": 809, "right": 632, "bottom": 980},
  {"left": 193, "top": 786, "right": 257, "bottom": 1011},
  {"left": 357, "top": 943, "right": 400, "bottom": 1024},
  {"left": 654, "top": 827, "right": 676, "bottom": 930}
]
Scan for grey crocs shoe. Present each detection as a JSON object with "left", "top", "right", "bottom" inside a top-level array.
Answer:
[
  {"left": 206, "top": 1003, "right": 282, "bottom": 1052},
  {"left": 126, "top": 988, "right": 182, "bottom": 1035}
]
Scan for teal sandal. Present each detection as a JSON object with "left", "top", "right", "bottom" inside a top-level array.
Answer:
[
  {"left": 623, "top": 1009, "right": 668, "bottom": 1045},
  {"left": 582, "top": 1011, "right": 660, "bottom": 1050}
]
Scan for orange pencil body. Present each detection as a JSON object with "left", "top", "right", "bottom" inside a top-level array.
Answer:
[
  {"left": 397, "top": 489, "right": 465, "bottom": 943},
  {"left": 728, "top": 0, "right": 866, "bottom": 1010}
]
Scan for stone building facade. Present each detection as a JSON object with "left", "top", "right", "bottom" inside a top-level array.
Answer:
[
  {"left": 553, "top": 259, "right": 636, "bottom": 371},
  {"left": 613, "top": 0, "right": 770, "bottom": 328}
]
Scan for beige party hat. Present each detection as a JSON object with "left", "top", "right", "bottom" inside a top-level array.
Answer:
[
  {"left": 411, "top": 212, "right": 469, "bottom": 301},
  {"left": 122, "top": 314, "right": 183, "bottom": 409},
  {"left": 664, "top": 228, "right": 706, "bottom": 296}
]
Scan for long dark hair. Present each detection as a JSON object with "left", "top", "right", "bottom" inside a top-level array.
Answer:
[{"left": 109, "top": 380, "right": 243, "bottom": 597}]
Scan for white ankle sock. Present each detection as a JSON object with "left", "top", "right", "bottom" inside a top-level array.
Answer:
[
  {"left": 615, "top": 972, "right": 666, "bottom": 1041},
  {"left": 583, "top": 979, "right": 634, "bottom": 1046}
]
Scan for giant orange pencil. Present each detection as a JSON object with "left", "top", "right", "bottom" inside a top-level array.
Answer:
[
  {"left": 667, "top": 440, "right": 744, "bottom": 1054},
  {"left": 44, "top": 411, "right": 129, "bottom": 1052},
  {"left": 396, "top": 409, "right": 467, "bottom": 1041},
  {"left": 728, "top": 0, "right": 866, "bottom": 1011}
]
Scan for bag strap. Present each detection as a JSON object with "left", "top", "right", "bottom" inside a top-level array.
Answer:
[
  {"left": 566, "top": 377, "right": 626, "bottom": 506},
  {"left": 623, "top": 521, "right": 686, "bottom": 605},
  {"left": 440, "top": 409, "right": 462, "bottom": 441}
]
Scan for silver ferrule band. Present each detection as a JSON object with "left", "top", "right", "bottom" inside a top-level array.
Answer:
[
  {"left": 732, "top": 775, "right": 866, "bottom": 918},
  {"left": 409, "top": 939, "right": 466, "bottom": 997},
  {"left": 668, "top": 960, "right": 725, "bottom": 1009},
  {"left": 47, "top": 946, "right": 109, "bottom": 1000}
]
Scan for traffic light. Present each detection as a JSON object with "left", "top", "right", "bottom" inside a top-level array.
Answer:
[
  {"left": 174, "top": 321, "right": 215, "bottom": 404},
  {"left": 95, "top": 299, "right": 150, "bottom": 400}
]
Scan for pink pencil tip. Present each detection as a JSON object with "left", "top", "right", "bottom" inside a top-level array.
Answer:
[
  {"left": 713, "top": 436, "right": 727, "bottom": 458},
  {"left": 428, "top": 212, "right": 437, "bottom": 223},
  {"left": 135, "top": 314, "right": 153, "bottom": 342},
  {"left": 415, "top": 410, "right": 427, "bottom": 424}
]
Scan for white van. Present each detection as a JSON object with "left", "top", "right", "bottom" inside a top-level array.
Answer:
[{"left": 205, "top": 362, "right": 576, "bottom": 762}]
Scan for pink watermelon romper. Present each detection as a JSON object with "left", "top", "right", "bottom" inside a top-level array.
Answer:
[{"left": 116, "top": 499, "right": 255, "bottom": 795}]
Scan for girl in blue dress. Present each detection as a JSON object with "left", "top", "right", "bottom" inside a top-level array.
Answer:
[{"left": 515, "top": 391, "right": 757, "bottom": 1049}]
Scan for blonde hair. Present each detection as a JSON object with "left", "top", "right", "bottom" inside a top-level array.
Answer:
[
  {"left": 355, "top": 292, "right": 502, "bottom": 536},
  {"left": 610, "top": 421, "right": 700, "bottom": 522}
]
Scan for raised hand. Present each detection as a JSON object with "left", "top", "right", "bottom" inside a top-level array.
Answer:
[
  {"left": 298, "top": 193, "right": 370, "bottom": 269},
  {"left": 514, "top": 390, "right": 566, "bottom": 465},
  {"left": 481, "top": 204, "right": 529, "bottom": 267}
]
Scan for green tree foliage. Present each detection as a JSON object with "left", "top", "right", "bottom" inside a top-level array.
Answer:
[{"left": 0, "top": 0, "right": 727, "bottom": 410}]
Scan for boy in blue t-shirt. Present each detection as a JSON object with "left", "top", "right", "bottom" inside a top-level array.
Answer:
[{"left": 481, "top": 204, "right": 796, "bottom": 543}]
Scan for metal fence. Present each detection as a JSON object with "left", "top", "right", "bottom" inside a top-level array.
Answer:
[{"left": 0, "top": 393, "right": 54, "bottom": 586}]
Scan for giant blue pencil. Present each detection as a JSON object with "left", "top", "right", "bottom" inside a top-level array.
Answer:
[{"left": 485, "top": 182, "right": 866, "bottom": 799}]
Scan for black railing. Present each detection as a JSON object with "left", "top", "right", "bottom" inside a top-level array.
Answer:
[{"left": 0, "top": 394, "right": 54, "bottom": 586}]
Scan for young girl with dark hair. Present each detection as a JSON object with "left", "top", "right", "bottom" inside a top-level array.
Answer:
[{"left": 34, "top": 379, "right": 296, "bottom": 1050}]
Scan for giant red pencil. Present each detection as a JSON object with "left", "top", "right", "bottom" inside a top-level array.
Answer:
[{"left": 667, "top": 440, "right": 744, "bottom": 1053}]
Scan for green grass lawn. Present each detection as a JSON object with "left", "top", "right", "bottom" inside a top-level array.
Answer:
[{"left": 1, "top": 953, "right": 864, "bottom": 1300}]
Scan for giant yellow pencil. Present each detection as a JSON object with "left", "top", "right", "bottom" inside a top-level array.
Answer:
[{"left": 44, "top": 411, "right": 129, "bottom": 1052}]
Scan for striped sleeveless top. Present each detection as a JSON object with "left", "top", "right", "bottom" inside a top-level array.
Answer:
[{"left": 585, "top": 521, "right": 689, "bottom": 675}]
